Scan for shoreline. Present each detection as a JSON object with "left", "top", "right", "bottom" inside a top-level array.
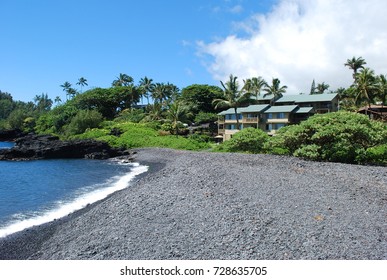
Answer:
[
  {"left": 0, "top": 153, "right": 165, "bottom": 259},
  {"left": 0, "top": 148, "right": 386, "bottom": 259}
]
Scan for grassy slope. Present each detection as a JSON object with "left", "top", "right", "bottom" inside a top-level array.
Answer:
[{"left": 72, "top": 122, "right": 210, "bottom": 151}]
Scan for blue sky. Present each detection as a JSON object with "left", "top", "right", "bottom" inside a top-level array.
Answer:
[
  {"left": 1, "top": 0, "right": 387, "bottom": 103},
  {"left": 0, "top": 0, "right": 275, "bottom": 102}
]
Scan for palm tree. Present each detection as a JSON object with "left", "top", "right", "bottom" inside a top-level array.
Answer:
[
  {"left": 143, "top": 103, "right": 164, "bottom": 122},
  {"left": 121, "top": 84, "right": 141, "bottom": 108},
  {"left": 60, "top": 81, "right": 71, "bottom": 90},
  {"left": 243, "top": 76, "right": 266, "bottom": 100},
  {"left": 377, "top": 74, "right": 387, "bottom": 106},
  {"left": 76, "top": 77, "right": 88, "bottom": 93},
  {"left": 165, "top": 101, "right": 191, "bottom": 136},
  {"left": 33, "top": 93, "right": 53, "bottom": 112},
  {"left": 345, "top": 56, "right": 367, "bottom": 81},
  {"left": 139, "top": 76, "right": 155, "bottom": 105},
  {"left": 213, "top": 74, "right": 254, "bottom": 130},
  {"left": 67, "top": 88, "right": 78, "bottom": 99},
  {"left": 112, "top": 73, "right": 134, "bottom": 87},
  {"left": 166, "top": 82, "right": 180, "bottom": 104},
  {"left": 60, "top": 81, "right": 72, "bottom": 100},
  {"left": 152, "top": 83, "right": 171, "bottom": 105},
  {"left": 355, "top": 68, "right": 378, "bottom": 107},
  {"left": 316, "top": 82, "right": 330, "bottom": 94},
  {"left": 263, "top": 78, "right": 287, "bottom": 99},
  {"left": 54, "top": 96, "right": 62, "bottom": 105}
]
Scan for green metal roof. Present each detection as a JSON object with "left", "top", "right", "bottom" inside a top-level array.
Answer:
[
  {"left": 218, "top": 103, "right": 316, "bottom": 115},
  {"left": 256, "top": 94, "right": 275, "bottom": 101},
  {"left": 295, "top": 107, "right": 314, "bottom": 114},
  {"left": 218, "top": 104, "right": 270, "bottom": 115},
  {"left": 264, "top": 105, "right": 299, "bottom": 113},
  {"left": 276, "top": 93, "right": 338, "bottom": 103},
  {"left": 217, "top": 108, "right": 239, "bottom": 115},
  {"left": 239, "top": 104, "right": 270, "bottom": 113}
]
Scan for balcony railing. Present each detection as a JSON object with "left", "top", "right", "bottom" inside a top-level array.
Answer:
[
  {"left": 225, "top": 129, "right": 240, "bottom": 134},
  {"left": 244, "top": 117, "right": 258, "bottom": 122},
  {"left": 224, "top": 119, "right": 240, "bottom": 123},
  {"left": 266, "top": 118, "right": 290, "bottom": 123},
  {"left": 220, "top": 118, "right": 259, "bottom": 123}
]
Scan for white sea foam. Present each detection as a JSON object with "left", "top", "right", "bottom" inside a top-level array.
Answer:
[{"left": 0, "top": 162, "right": 148, "bottom": 238}]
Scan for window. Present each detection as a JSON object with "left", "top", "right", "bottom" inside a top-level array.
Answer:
[
  {"left": 226, "top": 114, "right": 242, "bottom": 120},
  {"left": 277, "top": 112, "right": 285, "bottom": 119},
  {"left": 267, "top": 113, "right": 273, "bottom": 119},
  {"left": 267, "top": 123, "right": 286, "bottom": 131},
  {"left": 227, "top": 124, "right": 240, "bottom": 130},
  {"left": 275, "top": 123, "right": 286, "bottom": 130}
]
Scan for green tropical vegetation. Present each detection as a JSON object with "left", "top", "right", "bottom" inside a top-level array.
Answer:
[
  {"left": 243, "top": 77, "right": 266, "bottom": 99},
  {"left": 1, "top": 56, "right": 387, "bottom": 164},
  {"left": 0, "top": 75, "right": 223, "bottom": 151},
  {"left": 73, "top": 122, "right": 210, "bottom": 151},
  {"left": 263, "top": 77, "right": 287, "bottom": 99},
  {"left": 265, "top": 112, "right": 387, "bottom": 164},
  {"left": 213, "top": 127, "right": 269, "bottom": 154},
  {"left": 212, "top": 74, "right": 256, "bottom": 130}
]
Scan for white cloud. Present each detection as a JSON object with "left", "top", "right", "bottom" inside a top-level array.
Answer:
[
  {"left": 199, "top": 0, "right": 387, "bottom": 93},
  {"left": 181, "top": 40, "right": 192, "bottom": 47},
  {"left": 229, "top": 5, "right": 243, "bottom": 14}
]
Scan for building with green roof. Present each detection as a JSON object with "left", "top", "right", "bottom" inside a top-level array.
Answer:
[
  {"left": 217, "top": 93, "right": 337, "bottom": 139},
  {"left": 276, "top": 93, "right": 338, "bottom": 114}
]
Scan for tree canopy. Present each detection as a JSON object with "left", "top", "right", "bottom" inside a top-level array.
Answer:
[
  {"left": 180, "top": 84, "right": 223, "bottom": 114},
  {"left": 213, "top": 75, "right": 255, "bottom": 130}
]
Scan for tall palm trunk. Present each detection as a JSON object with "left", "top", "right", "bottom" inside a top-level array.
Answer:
[{"left": 234, "top": 107, "right": 240, "bottom": 130}]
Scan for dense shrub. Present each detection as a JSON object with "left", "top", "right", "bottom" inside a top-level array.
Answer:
[
  {"left": 22, "top": 117, "right": 36, "bottom": 133},
  {"left": 268, "top": 111, "right": 387, "bottom": 164},
  {"left": 35, "top": 103, "right": 79, "bottom": 135},
  {"left": 35, "top": 114, "right": 56, "bottom": 134},
  {"left": 6, "top": 109, "right": 30, "bottom": 130},
  {"left": 0, "top": 119, "right": 8, "bottom": 130},
  {"left": 73, "top": 122, "right": 210, "bottom": 151},
  {"left": 214, "top": 127, "right": 269, "bottom": 153},
  {"left": 194, "top": 112, "right": 218, "bottom": 124},
  {"left": 114, "top": 109, "right": 145, "bottom": 123},
  {"left": 65, "top": 110, "right": 104, "bottom": 136},
  {"left": 362, "top": 144, "right": 387, "bottom": 165},
  {"left": 160, "top": 121, "right": 188, "bottom": 135},
  {"left": 142, "top": 121, "right": 162, "bottom": 130},
  {"left": 73, "top": 87, "right": 140, "bottom": 119}
]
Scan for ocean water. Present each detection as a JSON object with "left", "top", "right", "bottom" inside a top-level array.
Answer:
[
  {"left": 0, "top": 142, "right": 14, "bottom": 149},
  {"left": 0, "top": 142, "right": 148, "bottom": 238}
]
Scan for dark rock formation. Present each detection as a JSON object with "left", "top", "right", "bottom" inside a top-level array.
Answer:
[
  {"left": 0, "top": 129, "right": 25, "bottom": 141},
  {"left": 0, "top": 134, "right": 131, "bottom": 161}
]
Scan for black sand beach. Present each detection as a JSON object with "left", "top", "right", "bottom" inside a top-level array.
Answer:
[{"left": 0, "top": 148, "right": 386, "bottom": 259}]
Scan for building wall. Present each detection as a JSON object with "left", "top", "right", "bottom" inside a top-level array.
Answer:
[
  {"left": 277, "top": 96, "right": 339, "bottom": 113},
  {"left": 293, "top": 97, "right": 339, "bottom": 113},
  {"left": 217, "top": 95, "right": 338, "bottom": 140}
]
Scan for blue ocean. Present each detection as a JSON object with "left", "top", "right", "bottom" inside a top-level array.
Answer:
[{"left": 0, "top": 141, "right": 148, "bottom": 238}]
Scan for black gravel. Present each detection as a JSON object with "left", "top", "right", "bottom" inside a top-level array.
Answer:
[{"left": 0, "top": 148, "right": 386, "bottom": 259}]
